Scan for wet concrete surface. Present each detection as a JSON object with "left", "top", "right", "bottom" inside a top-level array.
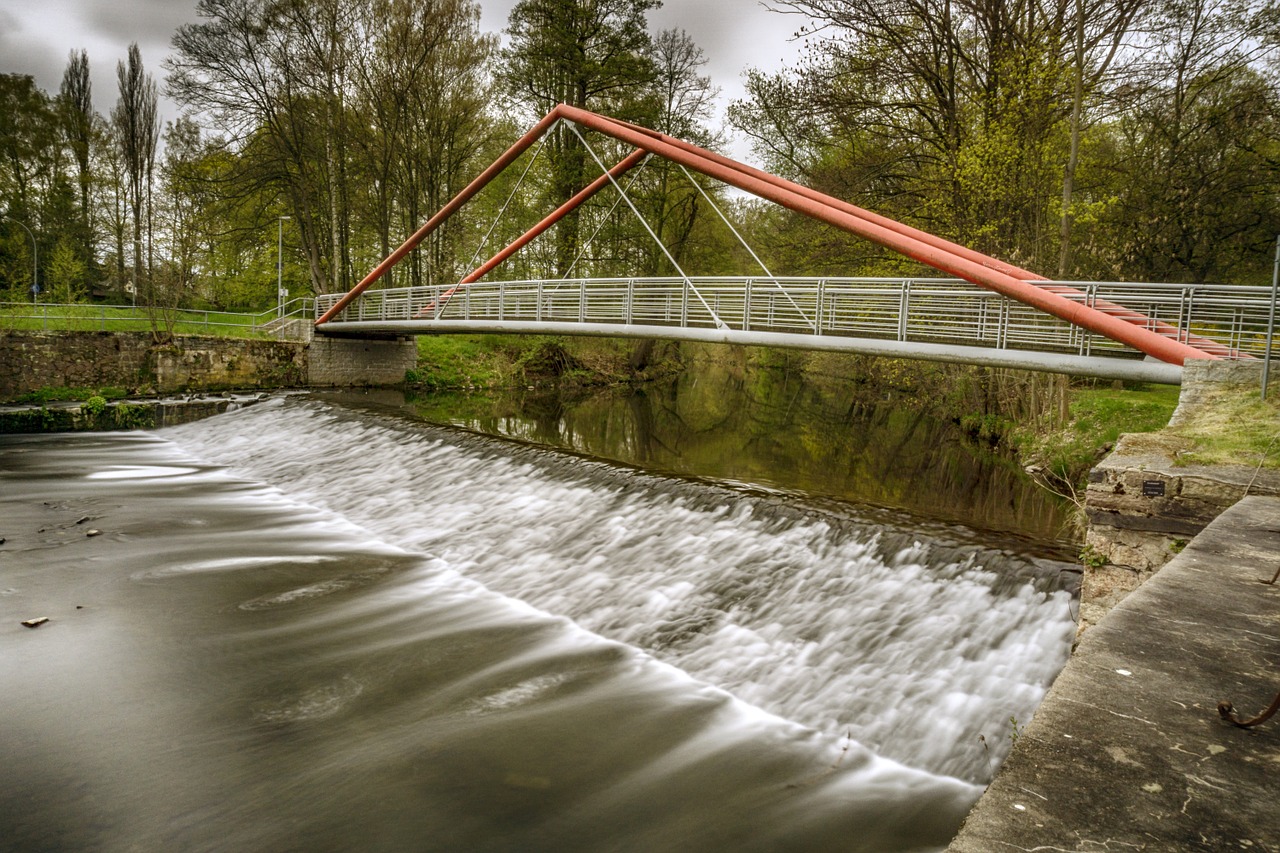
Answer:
[{"left": 949, "top": 495, "right": 1280, "bottom": 852}]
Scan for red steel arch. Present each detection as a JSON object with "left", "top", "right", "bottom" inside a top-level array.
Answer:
[{"left": 317, "top": 105, "right": 1225, "bottom": 366}]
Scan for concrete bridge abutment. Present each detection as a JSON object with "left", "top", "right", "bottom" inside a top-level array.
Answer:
[{"left": 306, "top": 332, "right": 417, "bottom": 388}]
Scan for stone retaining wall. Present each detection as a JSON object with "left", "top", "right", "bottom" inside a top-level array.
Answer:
[
  {"left": 0, "top": 330, "right": 415, "bottom": 399},
  {"left": 1079, "top": 358, "right": 1280, "bottom": 633}
]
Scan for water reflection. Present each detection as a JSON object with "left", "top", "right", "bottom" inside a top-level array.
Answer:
[{"left": 388, "top": 363, "right": 1073, "bottom": 550}]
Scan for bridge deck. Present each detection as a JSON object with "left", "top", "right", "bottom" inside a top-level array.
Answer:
[{"left": 316, "top": 277, "right": 1270, "bottom": 384}]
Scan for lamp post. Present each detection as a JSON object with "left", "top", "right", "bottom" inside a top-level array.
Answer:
[
  {"left": 2, "top": 214, "right": 37, "bottom": 303},
  {"left": 277, "top": 215, "right": 291, "bottom": 320}
]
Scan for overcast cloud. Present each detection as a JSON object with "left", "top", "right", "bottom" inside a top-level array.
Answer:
[{"left": 0, "top": 0, "right": 814, "bottom": 161}]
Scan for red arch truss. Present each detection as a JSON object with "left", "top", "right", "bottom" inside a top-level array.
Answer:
[{"left": 317, "top": 105, "right": 1227, "bottom": 366}]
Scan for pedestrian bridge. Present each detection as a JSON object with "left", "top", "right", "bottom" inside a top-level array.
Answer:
[
  {"left": 315, "top": 275, "right": 1269, "bottom": 384},
  {"left": 313, "top": 104, "right": 1269, "bottom": 385}
]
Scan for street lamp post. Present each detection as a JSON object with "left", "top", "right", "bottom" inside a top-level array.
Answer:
[
  {"left": 277, "top": 215, "right": 291, "bottom": 320},
  {"left": 2, "top": 214, "right": 37, "bottom": 303}
]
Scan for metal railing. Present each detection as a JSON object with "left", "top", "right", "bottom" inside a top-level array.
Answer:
[
  {"left": 315, "top": 277, "right": 1270, "bottom": 361},
  {"left": 0, "top": 298, "right": 315, "bottom": 336}
]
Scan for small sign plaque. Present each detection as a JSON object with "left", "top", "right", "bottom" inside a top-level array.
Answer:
[{"left": 1142, "top": 480, "right": 1165, "bottom": 497}]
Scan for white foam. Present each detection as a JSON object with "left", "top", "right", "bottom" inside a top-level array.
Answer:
[
  {"left": 163, "top": 400, "right": 1075, "bottom": 782},
  {"left": 88, "top": 464, "right": 199, "bottom": 480}
]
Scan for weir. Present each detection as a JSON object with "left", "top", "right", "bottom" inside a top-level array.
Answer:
[
  {"left": 162, "top": 398, "right": 1076, "bottom": 782},
  {"left": 1, "top": 394, "right": 1079, "bottom": 850}
]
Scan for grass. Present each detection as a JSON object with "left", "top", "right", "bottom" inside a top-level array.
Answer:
[
  {"left": 1020, "top": 375, "right": 1280, "bottom": 495},
  {"left": 1016, "top": 383, "right": 1183, "bottom": 486},
  {"left": 0, "top": 303, "right": 274, "bottom": 338},
  {"left": 13, "top": 386, "right": 129, "bottom": 404},
  {"left": 408, "top": 335, "right": 518, "bottom": 389},
  {"left": 407, "top": 334, "right": 654, "bottom": 390},
  {"left": 1148, "top": 382, "right": 1280, "bottom": 468}
]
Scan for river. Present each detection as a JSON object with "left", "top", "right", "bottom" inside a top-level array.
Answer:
[{"left": 0, "top": 374, "right": 1078, "bottom": 852}]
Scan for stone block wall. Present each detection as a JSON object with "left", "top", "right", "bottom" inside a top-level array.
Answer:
[
  {"left": 149, "top": 338, "right": 308, "bottom": 392},
  {"left": 0, "top": 330, "right": 406, "bottom": 399},
  {"left": 1079, "top": 358, "right": 1280, "bottom": 634},
  {"left": 1, "top": 331, "right": 153, "bottom": 396},
  {"left": 307, "top": 334, "right": 417, "bottom": 387}
]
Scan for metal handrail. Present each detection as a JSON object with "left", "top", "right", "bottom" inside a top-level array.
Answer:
[
  {"left": 0, "top": 298, "right": 315, "bottom": 335},
  {"left": 315, "top": 277, "right": 1269, "bottom": 361}
]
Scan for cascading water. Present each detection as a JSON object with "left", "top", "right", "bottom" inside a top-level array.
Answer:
[
  {"left": 165, "top": 397, "right": 1075, "bottom": 782},
  {"left": 0, "top": 394, "right": 1077, "bottom": 851}
]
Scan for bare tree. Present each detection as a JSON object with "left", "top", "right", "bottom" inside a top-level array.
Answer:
[
  {"left": 59, "top": 50, "right": 94, "bottom": 240},
  {"left": 112, "top": 44, "right": 162, "bottom": 331},
  {"left": 349, "top": 0, "right": 496, "bottom": 287},
  {"left": 1057, "top": 0, "right": 1146, "bottom": 277}
]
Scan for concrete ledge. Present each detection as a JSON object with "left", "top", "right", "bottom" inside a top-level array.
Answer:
[{"left": 949, "top": 496, "right": 1280, "bottom": 851}]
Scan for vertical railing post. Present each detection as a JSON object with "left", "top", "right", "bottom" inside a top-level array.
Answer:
[
  {"left": 1176, "top": 285, "right": 1189, "bottom": 344},
  {"left": 743, "top": 279, "right": 752, "bottom": 332},
  {"left": 579, "top": 279, "right": 586, "bottom": 324},
  {"left": 465, "top": 285, "right": 471, "bottom": 321},
  {"left": 815, "top": 279, "right": 825, "bottom": 335},
  {"left": 1081, "top": 285, "right": 1097, "bottom": 356},
  {"left": 626, "top": 278, "right": 634, "bottom": 325},
  {"left": 681, "top": 279, "right": 689, "bottom": 327},
  {"left": 897, "top": 279, "right": 911, "bottom": 341},
  {"left": 1266, "top": 235, "right": 1280, "bottom": 399},
  {"left": 498, "top": 281, "right": 506, "bottom": 321},
  {"left": 537, "top": 279, "right": 544, "bottom": 322}
]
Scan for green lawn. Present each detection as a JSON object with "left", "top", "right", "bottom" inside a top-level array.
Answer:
[
  {"left": 0, "top": 303, "right": 277, "bottom": 338},
  {"left": 1016, "top": 383, "right": 1183, "bottom": 485}
]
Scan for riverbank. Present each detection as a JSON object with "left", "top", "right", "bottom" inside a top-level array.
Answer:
[
  {"left": 948, "top": 493, "right": 1280, "bottom": 851},
  {"left": 0, "top": 392, "right": 273, "bottom": 432},
  {"left": 949, "top": 359, "right": 1280, "bottom": 849}
]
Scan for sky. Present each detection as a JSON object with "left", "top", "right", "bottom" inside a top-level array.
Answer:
[{"left": 0, "top": 0, "right": 817, "bottom": 163}]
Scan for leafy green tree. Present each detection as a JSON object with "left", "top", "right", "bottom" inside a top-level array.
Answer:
[
  {"left": 59, "top": 51, "right": 95, "bottom": 246},
  {"left": 56, "top": 51, "right": 99, "bottom": 297},
  {"left": 45, "top": 234, "right": 87, "bottom": 303},
  {"left": 498, "top": 0, "right": 660, "bottom": 273},
  {"left": 112, "top": 43, "right": 160, "bottom": 302},
  {"left": 1092, "top": 0, "right": 1280, "bottom": 283},
  {"left": 0, "top": 74, "right": 61, "bottom": 299}
]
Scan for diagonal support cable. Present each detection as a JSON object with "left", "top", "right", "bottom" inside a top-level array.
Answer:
[
  {"left": 464, "top": 128, "right": 552, "bottom": 273},
  {"left": 561, "top": 154, "right": 654, "bottom": 283},
  {"left": 567, "top": 122, "right": 728, "bottom": 331},
  {"left": 425, "top": 147, "right": 649, "bottom": 318},
  {"left": 677, "top": 164, "right": 816, "bottom": 333}
]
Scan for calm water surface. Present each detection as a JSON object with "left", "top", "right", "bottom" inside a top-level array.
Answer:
[
  {"left": 389, "top": 364, "right": 1075, "bottom": 553},
  {"left": 0, "top": 384, "right": 1077, "bottom": 851}
]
